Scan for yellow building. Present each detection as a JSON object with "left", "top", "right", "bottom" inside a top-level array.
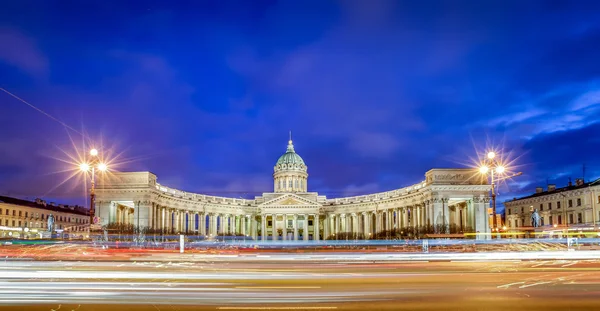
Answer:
[
  {"left": 0, "top": 196, "right": 89, "bottom": 238},
  {"left": 504, "top": 178, "right": 600, "bottom": 229}
]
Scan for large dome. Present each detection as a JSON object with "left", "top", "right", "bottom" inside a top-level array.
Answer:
[
  {"left": 273, "top": 138, "right": 308, "bottom": 193},
  {"left": 275, "top": 140, "right": 306, "bottom": 171}
]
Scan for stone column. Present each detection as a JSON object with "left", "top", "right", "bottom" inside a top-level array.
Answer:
[
  {"left": 473, "top": 196, "right": 490, "bottom": 239},
  {"left": 303, "top": 214, "right": 309, "bottom": 241},
  {"left": 282, "top": 214, "right": 288, "bottom": 241},
  {"left": 261, "top": 214, "right": 267, "bottom": 241},
  {"left": 362, "top": 213, "right": 368, "bottom": 237},
  {"left": 314, "top": 214, "right": 320, "bottom": 241},
  {"left": 323, "top": 214, "right": 330, "bottom": 239},
  {"left": 212, "top": 213, "right": 217, "bottom": 236},
  {"left": 252, "top": 215, "right": 258, "bottom": 240},
  {"left": 334, "top": 215, "right": 339, "bottom": 235},
  {"left": 293, "top": 214, "right": 299, "bottom": 241},
  {"left": 241, "top": 215, "right": 246, "bottom": 236}
]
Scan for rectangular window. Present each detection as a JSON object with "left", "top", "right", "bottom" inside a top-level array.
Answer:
[
  {"left": 268, "top": 220, "right": 272, "bottom": 226},
  {"left": 25, "top": 212, "right": 28, "bottom": 218},
  {"left": 5, "top": 209, "right": 7, "bottom": 215},
  {"left": 558, "top": 215, "right": 562, "bottom": 224},
  {"left": 12, "top": 220, "right": 15, "bottom": 226},
  {"left": 308, "top": 220, "right": 313, "bottom": 226},
  {"left": 577, "top": 198, "right": 582, "bottom": 206},
  {"left": 541, "top": 217, "right": 544, "bottom": 226},
  {"left": 18, "top": 221, "right": 21, "bottom": 227},
  {"left": 539, "top": 204, "right": 543, "bottom": 210},
  {"left": 19, "top": 211, "right": 21, "bottom": 217},
  {"left": 508, "top": 209, "right": 511, "bottom": 215},
  {"left": 569, "top": 200, "right": 573, "bottom": 207},
  {"left": 548, "top": 202, "right": 552, "bottom": 210},
  {"left": 549, "top": 215, "right": 553, "bottom": 224},
  {"left": 569, "top": 214, "right": 573, "bottom": 224},
  {"left": 578, "top": 213, "right": 582, "bottom": 224},
  {"left": 557, "top": 201, "right": 561, "bottom": 209}
]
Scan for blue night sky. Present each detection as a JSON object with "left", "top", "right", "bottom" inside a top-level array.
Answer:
[{"left": 1, "top": 1, "right": 599, "bottom": 212}]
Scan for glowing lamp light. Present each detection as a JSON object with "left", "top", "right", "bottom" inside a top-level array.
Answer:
[
  {"left": 479, "top": 165, "right": 490, "bottom": 174},
  {"left": 487, "top": 151, "right": 496, "bottom": 159},
  {"left": 79, "top": 163, "right": 90, "bottom": 172},
  {"left": 97, "top": 163, "right": 108, "bottom": 172},
  {"left": 496, "top": 166, "right": 505, "bottom": 174},
  {"left": 502, "top": 226, "right": 507, "bottom": 231},
  {"left": 90, "top": 148, "right": 98, "bottom": 156}
]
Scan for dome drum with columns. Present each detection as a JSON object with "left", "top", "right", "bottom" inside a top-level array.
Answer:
[{"left": 94, "top": 136, "right": 494, "bottom": 241}]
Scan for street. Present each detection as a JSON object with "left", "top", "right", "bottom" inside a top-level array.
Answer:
[{"left": 1, "top": 252, "right": 600, "bottom": 310}]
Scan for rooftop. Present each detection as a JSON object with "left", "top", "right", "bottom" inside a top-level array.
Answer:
[{"left": 0, "top": 195, "right": 89, "bottom": 216}]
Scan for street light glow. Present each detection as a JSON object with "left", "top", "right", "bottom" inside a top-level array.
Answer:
[
  {"left": 90, "top": 148, "right": 98, "bottom": 156},
  {"left": 487, "top": 151, "right": 496, "bottom": 159},
  {"left": 496, "top": 165, "right": 505, "bottom": 173},
  {"left": 97, "top": 163, "right": 108, "bottom": 172},
  {"left": 479, "top": 165, "right": 489, "bottom": 174},
  {"left": 79, "top": 163, "right": 90, "bottom": 172}
]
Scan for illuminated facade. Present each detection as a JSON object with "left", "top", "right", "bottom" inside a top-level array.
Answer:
[
  {"left": 504, "top": 179, "right": 600, "bottom": 229},
  {"left": 95, "top": 139, "right": 493, "bottom": 240},
  {"left": 0, "top": 196, "right": 89, "bottom": 238}
]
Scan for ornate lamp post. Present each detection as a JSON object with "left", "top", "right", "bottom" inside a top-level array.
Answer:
[
  {"left": 479, "top": 151, "right": 522, "bottom": 235},
  {"left": 79, "top": 148, "right": 108, "bottom": 227}
]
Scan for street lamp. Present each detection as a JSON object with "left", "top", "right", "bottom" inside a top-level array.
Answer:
[
  {"left": 479, "top": 151, "right": 521, "bottom": 235},
  {"left": 79, "top": 148, "right": 108, "bottom": 226}
]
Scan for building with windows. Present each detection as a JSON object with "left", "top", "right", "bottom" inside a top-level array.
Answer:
[
  {"left": 504, "top": 178, "right": 600, "bottom": 229},
  {"left": 0, "top": 196, "right": 89, "bottom": 238},
  {"left": 95, "top": 138, "right": 494, "bottom": 240}
]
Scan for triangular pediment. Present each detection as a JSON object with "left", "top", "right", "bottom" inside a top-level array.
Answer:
[{"left": 260, "top": 193, "right": 320, "bottom": 207}]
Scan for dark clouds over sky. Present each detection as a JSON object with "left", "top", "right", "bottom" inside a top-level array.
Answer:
[{"left": 1, "top": 0, "right": 599, "bottom": 211}]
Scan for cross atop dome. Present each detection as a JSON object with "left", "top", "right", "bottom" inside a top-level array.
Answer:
[{"left": 287, "top": 130, "right": 295, "bottom": 152}]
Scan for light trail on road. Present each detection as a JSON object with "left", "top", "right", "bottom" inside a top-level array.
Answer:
[{"left": 0, "top": 253, "right": 600, "bottom": 310}]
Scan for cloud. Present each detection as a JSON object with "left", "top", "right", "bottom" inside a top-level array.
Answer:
[{"left": 0, "top": 28, "right": 47, "bottom": 77}]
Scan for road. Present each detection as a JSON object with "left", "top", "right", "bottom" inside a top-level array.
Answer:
[{"left": 1, "top": 252, "right": 600, "bottom": 310}]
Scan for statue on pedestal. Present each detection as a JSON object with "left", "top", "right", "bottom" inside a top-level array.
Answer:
[
  {"left": 47, "top": 214, "right": 55, "bottom": 233},
  {"left": 531, "top": 209, "right": 541, "bottom": 228}
]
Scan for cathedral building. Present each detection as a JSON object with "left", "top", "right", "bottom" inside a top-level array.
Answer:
[{"left": 95, "top": 139, "right": 493, "bottom": 240}]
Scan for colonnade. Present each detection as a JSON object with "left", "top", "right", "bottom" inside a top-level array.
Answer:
[{"left": 105, "top": 197, "right": 488, "bottom": 239}]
